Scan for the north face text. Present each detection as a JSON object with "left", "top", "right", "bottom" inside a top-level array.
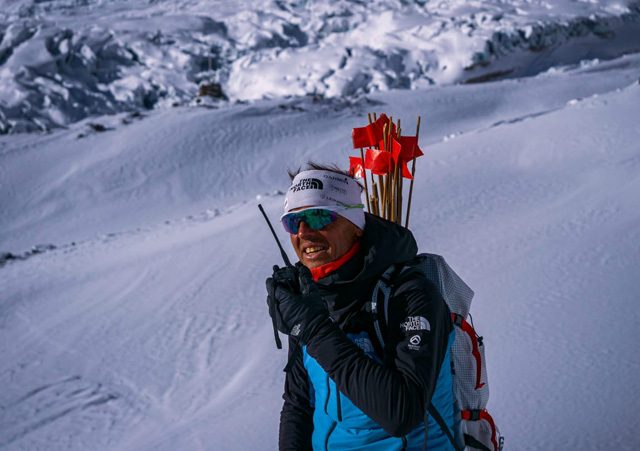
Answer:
[
  {"left": 291, "top": 178, "right": 324, "bottom": 192},
  {"left": 401, "top": 316, "right": 431, "bottom": 332}
]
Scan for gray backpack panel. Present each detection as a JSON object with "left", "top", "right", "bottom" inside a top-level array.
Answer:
[{"left": 412, "top": 253, "right": 475, "bottom": 319}]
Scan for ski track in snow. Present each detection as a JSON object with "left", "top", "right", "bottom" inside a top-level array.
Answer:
[
  {"left": 1, "top": 192, "right": 289, "bottom": 450},
  {"left": 1, "top": 53, "right": 640, "bottom": 450},
  {"left": 0, "top": 375, "right": 135, "bottom": 450}
]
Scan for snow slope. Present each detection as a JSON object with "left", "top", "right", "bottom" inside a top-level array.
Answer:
[
  {"left": 2, "top": 52, "right": 640, "bottom": 253},
  {"left": 1, "top": 0, "right": 640, "bottom": 133},
  {"left": 2, "top": 50, "right": 640, "bottom": 451}
]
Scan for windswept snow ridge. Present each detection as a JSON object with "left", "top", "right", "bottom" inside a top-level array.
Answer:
[{"left": 1, "top": 0, "right": 640, "bottom": 133}]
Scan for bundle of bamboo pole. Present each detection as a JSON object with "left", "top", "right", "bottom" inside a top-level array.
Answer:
[{"left": 350, "top": 113, "right": 423, "bottom": 229}]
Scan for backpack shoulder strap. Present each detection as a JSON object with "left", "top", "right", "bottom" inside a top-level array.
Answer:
[
  {"left": 369, "top": 257, "right": 427, "bottom": 349},
  {"left": 428, "top": 405, "right": 463, "bottom": 451},
  {"left": 369, "top": 263, "right": 399, "bottom": 350}
]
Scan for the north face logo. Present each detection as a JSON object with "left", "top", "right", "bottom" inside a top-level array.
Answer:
[
  {"left": 401, "top": 316, "right": 430, "bottom": 332},
  {"left": 291, "top": 178, "right": 323, "bottom": 192}
]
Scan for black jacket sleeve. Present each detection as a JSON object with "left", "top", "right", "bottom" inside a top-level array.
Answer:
[
  {"left": 279, "top": 337, "right": 314, "bottom": 451},
  {"left": 305, "top": 272, "right": 452, "bottom": 437}
]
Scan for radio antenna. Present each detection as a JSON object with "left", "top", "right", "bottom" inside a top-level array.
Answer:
[{"left": 258, "top": 204, "right": 293, "bottom": 268}]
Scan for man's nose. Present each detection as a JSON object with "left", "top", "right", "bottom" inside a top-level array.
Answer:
[{"left": 297, "top": 221, "right": 314, "bottom": 237}]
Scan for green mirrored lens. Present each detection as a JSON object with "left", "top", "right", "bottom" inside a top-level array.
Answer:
[
  {"left": 281, "top": 209, "right": 337, "bottom": 234},
  {"left": 304, "top": 209, "right": 335, "bottom": 230}
]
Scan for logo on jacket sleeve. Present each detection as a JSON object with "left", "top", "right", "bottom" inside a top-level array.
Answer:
[
  {"left": 347, "top": 332, "right": 382, "bottom": 363},
  {"left": 401, "top": 316, "right": 430, "bottom": 333},
  {"left": 408, "top": 334, "right": 422, "bottom": 351}
]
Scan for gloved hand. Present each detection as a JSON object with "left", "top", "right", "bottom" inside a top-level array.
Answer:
[{"left": 266, "top": 264, "right": 329, "bottom": 343}]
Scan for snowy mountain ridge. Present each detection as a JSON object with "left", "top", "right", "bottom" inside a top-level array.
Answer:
[{"left": 1, "top": 0, "right": 640, "bottom": 133}]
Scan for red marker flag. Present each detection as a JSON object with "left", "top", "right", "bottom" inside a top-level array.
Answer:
[
  {"left": 352, "top": 114, "right": 398, "bottom": 149},
  {"left": 364, "top": 148, "right": 392, "bottom": 175},
  {"left": 399, "top": 135, "right": 424, "bottom": 160},
  {"left": 348, "top": 156, "right": 365, "bottom": 178},
  {"left": 352, "top": 125, "right": 377, "bottom": 149},
  {"left": 389, "top": 137, "right": 413, "bottom": 179},
  {"left": 400, "top": 160, "right": 413, "bottom": 179},
  {"left": 371, "top": 114, "right": 396, "bottom": 140},
  {"left": 391, "top": 137, "right": 403, "bottom": 163}
]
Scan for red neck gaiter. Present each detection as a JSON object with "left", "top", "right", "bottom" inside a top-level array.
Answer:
[{"left": 309, "top": 241, "right": 362, "bottom": 282}]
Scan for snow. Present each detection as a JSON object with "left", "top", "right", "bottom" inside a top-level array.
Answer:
[
  {"left": 1, "top": 0, "right": 640, "bottom": 132},
  {"left": 2, "top": 1, "right": 640, "bottom": 451}
]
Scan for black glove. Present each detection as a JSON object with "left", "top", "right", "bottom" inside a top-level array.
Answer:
[{"left": 266, "top": 265, "right": 329, "bottom": 343}]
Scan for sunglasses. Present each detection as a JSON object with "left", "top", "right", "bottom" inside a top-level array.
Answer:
[{"left": 281, "top": 209, "right": 339, "bottom": 234}]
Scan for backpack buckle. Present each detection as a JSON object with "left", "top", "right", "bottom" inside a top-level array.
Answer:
[{"left": 462, "top": 409, "right": 481, "bottom": 421}]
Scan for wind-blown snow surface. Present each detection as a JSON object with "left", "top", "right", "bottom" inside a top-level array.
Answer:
[
  {"left": 1, "top": 0, "right": 640, "bottom": 133},
  {"left": 2, "top": 54, "right": 640, "bottom": 450}
]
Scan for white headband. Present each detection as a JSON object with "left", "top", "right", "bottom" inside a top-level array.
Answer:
[{"left": 282, "top": 169, "right": 366, "bottom": 230}]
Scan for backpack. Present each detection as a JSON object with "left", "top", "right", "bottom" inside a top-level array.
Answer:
[{"left": 369, "top": 253, "right": 504, "bottom": 451}]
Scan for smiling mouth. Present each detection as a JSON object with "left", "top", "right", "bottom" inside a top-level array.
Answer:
[{"left": 304, "top": 246, "right": 327, "bottom": 255}]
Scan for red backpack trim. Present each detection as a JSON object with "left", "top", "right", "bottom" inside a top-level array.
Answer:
[
  {"left": 461, "top": 409, "right": 499, "bottom": 451},
  {"left": 452, "top": 313, "right": 485, "bottom": 390}
]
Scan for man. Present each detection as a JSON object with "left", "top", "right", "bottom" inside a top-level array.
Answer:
[{"left": 266, "top": 163, "right": 455, "bottom": 450}]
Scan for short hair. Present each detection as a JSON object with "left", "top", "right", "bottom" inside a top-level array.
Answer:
[{"left": 288, "top": 161, "right": 364, "bottom": 189}]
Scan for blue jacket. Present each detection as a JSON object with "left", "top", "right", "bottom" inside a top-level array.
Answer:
[
  {"left": 303, "top": 332, "right": 454, "bottom": 450},
  {"left": 279, "top": 214, "right": 455, "bottom": 450}
]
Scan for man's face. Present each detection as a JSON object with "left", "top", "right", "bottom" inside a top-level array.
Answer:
[{"left": 290, "top": 213, "right": 364, "bottom": 269}]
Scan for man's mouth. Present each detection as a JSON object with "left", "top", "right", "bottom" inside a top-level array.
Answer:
[{"left": 304, "top": 246, "right": 327, "bottom": 255}]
